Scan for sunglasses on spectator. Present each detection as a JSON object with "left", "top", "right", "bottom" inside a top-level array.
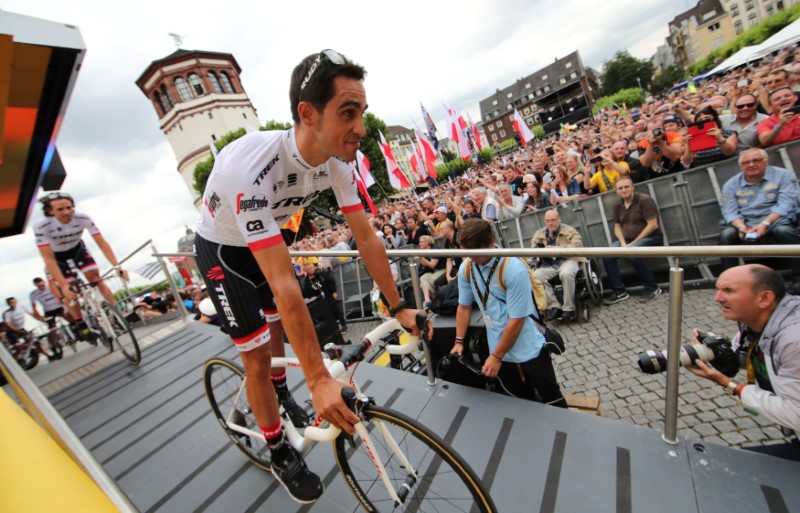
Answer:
[
  {"left": 735, "top": 102, "right": 756, "bottom": 108},
  {"left": 300, "top": 49, "right": 346, "bottom": 91}
]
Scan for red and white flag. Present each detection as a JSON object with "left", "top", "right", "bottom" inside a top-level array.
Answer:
[
  {"left": 513, "top": 108, "right": 536, "bottom": 146},
  {"left": 353, "top": 151, "right": 377, "bottom": 215},
  {"left": 414, "top": 127, "right": 438, "bottom": 179},
  {"left": 379, "top": 131, "right": 411, "bottom": 189},
  {"left": 467, "top": 112, "right": 483, "bottom": 151}
]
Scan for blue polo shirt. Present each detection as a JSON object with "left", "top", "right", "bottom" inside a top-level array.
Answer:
[
  {"left": 721, "top": 166, "right": 799, "bottom": 226},
  {"left": 458, "top": 256, "right": 544, "bottom": 362}
]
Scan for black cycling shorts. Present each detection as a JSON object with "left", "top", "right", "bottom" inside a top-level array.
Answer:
[
  {"left": 44, "top": 308, "right": 65, "bottom": 328},
  {"left": 194, "top": 234, "right": 279, "bottom": 352},
  {"left": 53, "top": 240, "right": 98, "bottom": 277}
]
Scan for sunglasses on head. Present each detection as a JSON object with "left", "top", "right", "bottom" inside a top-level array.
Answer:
[
  {"left": 42, "top": 192, "right": 72, "bottom": 202},
  {"left": 300, "top": 49, "right": 346, "bottom": 91}
]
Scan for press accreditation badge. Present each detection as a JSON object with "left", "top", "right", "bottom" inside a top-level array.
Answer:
[{"left": 485, "top": 316, "right": 494, "bottom": 329}]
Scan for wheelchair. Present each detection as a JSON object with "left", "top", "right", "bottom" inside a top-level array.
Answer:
[{"left": 530, "top": 257, "right": 604, "bottom": 323}]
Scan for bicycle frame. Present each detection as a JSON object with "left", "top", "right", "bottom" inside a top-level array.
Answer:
[{"left": 218, "top": 319, "right": 421, "bottom": 505}]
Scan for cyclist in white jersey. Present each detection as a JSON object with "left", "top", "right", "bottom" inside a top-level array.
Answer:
[
  {"left": 195, "top": 49, "right": 421, "bottom": 504},
  {"left": 33, "top": 192, "right": 128, "bottom": 337},
  {"left": 30, "top": 277, "right": 69, "bottom": 359}
]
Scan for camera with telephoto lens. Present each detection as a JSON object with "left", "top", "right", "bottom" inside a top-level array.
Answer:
[{"left": 637, "top": 331, "right": 739, "bottom": 377}]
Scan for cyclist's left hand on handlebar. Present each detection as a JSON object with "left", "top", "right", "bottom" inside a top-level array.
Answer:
[
  {"left": 310, "top": 378, "right": 360, "bottom": 435},
  {"left": 116, "top": 268, "right": 129, "bottom": 281}
]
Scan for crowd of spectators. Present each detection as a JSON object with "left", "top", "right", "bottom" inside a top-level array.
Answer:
[{"left": 281, "top": 43, "right": 800, "bottom": 316}]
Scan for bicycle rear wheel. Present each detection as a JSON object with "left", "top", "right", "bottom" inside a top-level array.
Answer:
[
  {"left": 203, "top": 358, "right": 271, "bottom": 471},
  {"left": 334, "top": 405, "right": 496, "bottom": 513},
  {"left": 103, "top": 304, "right": 140, "bottom": 364}
]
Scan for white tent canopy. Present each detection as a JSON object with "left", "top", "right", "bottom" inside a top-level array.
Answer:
[{"left": 702, "top": 18, "right": 800, "bottom": 77}]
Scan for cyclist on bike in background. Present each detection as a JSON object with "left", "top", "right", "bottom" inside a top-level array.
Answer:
[
  {"left": 194, "top": 49, "right": 422, "bottom": 504},
  {"left": 30, "top": 277, "right": 75, "bottom": 357},
  {"left": 3, "top": 297, "right": 57, "bottom": 361},
  {"left": 33, "top": 192, "right": 128, "bottom": 339}
]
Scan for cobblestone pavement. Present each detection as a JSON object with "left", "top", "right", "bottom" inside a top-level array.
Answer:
[{"left": 345, "top": 287, "right": 792, "bottom": 449}]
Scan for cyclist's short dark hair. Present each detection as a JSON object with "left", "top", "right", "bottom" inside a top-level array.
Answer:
[
  {"left": 289, "top": 51, "right": 366, "bottom": 125},
  {"left": 458, "top": 218, "right": 495, "bottom": 250},
  {"left": 33, "top": 277, "right": 44, "bottom": 285},
  {"left": 6, "top": 297, "right": 15, "bottom": 306},
  {"left": 39, "top": 192, "right": 75, "bottom": 217},
  {"left": 749, "top": 265, "right": 786, "bottom": 303}
]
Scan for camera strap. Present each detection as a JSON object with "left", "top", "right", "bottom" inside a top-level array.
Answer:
[{"left": 600, "top": 170, "right": 614, "bottom": 191}]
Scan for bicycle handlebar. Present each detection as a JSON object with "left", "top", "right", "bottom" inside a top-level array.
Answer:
[{"left": 361, "top": 317, "right": 422, "bottom": 356}]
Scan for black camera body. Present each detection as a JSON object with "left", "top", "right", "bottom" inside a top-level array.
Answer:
[
  {"left": 637, "top": 331, "right": 739, "bottom": 377},
  {"left": 589, "top": 156, "right": 603, "bottom": 164},
  {"left": 652, "top": 127, "right": 664, "bottom": 138}
]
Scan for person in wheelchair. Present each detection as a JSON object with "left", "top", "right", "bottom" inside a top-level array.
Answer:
[
  {"left": 449, "top": 219, "right": 567, "bottom": 408},
  {"left": 531, "top": 209, "right": 586, "bottom": 323}
]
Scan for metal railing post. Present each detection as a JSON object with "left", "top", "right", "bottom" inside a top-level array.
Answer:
[
  {"left": 663, "top": 257, "right": 684, "bottom": 445},
  {"left": 408, "top": 260, "right": 436, "bottom": 385},
  {"left": 150, "top": 243, "right": 190, "bottom": 320}
]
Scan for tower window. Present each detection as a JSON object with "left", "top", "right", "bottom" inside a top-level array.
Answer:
[
  {"left": 175, "top": 76, "right": 193, "bottom": 101},
  {"left": 189, "top": 73, "right": 205, "bottom": 96},
  {"left": 220, "top": 72, "right": 235, "bottom": 93},
  {"left": 208, "top": 71, "right": 223, "bottom": 93},
  {"left": 153, "top": 92, "right": 167, "bottom": 115},
  {"left": 160, "top": 84, "right": 174, "bottom": 108}
]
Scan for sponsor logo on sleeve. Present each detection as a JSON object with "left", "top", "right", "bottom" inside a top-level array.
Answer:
[
  {"left": 246, "top": 220, "right": 265, "bottom": 232},
  {"left": 205, "top": 192, "right": 221, "bottom": 218},
  {"left": 236, "top": 193, "right": 269, "bottom": 214}
]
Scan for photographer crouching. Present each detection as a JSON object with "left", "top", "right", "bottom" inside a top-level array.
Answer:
[{"left": 687, "top": 264, "right": 800, "bottom": 461}]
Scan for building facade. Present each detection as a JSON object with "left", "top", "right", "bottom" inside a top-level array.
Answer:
[
  {"left": 668, "top": 0, "right": 736, "bottom": 68},
  {"left": 477, "top": 50, "right": 600, "bottom": 145},
  {"left": 136, "top": 49, "right": 259, "bottom": 206}
]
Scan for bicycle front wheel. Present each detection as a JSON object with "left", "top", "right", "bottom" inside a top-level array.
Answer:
[
  {"left": 103, "top": 304, "right": 140, "bottom": 364},
  {"left": 334, "top": 405, "right": 496, "bottom": 513},
  {"left": 203, "top": 358, "right": 271, "bottom": 471}
]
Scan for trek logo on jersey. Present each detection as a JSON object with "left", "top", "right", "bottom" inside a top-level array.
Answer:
[
  {"left": 253, "top": 154, "right": 280, "bottom": 186},
  {"left": 205, "top": 192, "right": 221, "bottom": 218},
  {"left": 246, "top": 220, "right": 265, "bottom": 232},
  {"left": 213, "top": 284, "right": 238, "bottom": 328},
  {"left": 287, "top": 173, "right": 297, "bottom": 187},
  {"left": 206, "top": 266, "right": 225, "bottom": 281},
  {"left": 271, "top": 191, "right": 322, "bottom": 209},
  {"left": 236, "top": 194, "right": 269, "bottom": 214}
]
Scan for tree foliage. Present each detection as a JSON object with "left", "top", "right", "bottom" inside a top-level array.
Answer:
[
  {"left": 601, "top": 50, "right": 654, "bottom": 96},
  {"left": 687, "top": 4, "right": 800, "bottom": 76},
  {"left": 650, "top": 65, "right": 687, "bottom": 95},
  {"left": 592, "top": 88, "right": 645, "bottom": 114}
]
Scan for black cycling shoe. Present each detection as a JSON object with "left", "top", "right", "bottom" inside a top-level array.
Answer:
[
  {"left": 281, "top": 397, "right": 311, "bottom": 428},
  {"left": 270, "top": 445, "right": 323, "bottom": 504}
]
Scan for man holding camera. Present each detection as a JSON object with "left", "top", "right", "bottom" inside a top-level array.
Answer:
[
  {"left": 687, "top": 264, "right": 800, "bottom": 461},
  {"left": 584, "top": 148, "right": 629, "bottom": 194},
  {"left": 638, "top": 119, "right": 684, "bottom": 176},
  {"left": 757, "top": 86, "right": 800, "bottom": 147},
  {"left": 718, "top": 148, "right": 800, "bottom": 291}
]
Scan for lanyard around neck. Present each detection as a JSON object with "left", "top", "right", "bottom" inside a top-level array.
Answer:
[{"left": 471, "top": 257, "right": 501, "bottom": 310}]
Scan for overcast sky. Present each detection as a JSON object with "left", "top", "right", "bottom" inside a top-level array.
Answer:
[{"left": 1, "top": 0, "right": 692, "bottom": 308}]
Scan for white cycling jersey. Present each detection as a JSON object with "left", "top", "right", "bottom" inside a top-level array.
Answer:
[
  {"left": 196, "top": 129, "right": 362, "bottom": 250},
  {"left": 30, "top": 287, "right": 62, "bottom": 313},
  {"left": 33, "top": 212, "right": 101, "bottom": 252},
  {"left": 2, "top": 307, "right": 26, "bottom": 330}
]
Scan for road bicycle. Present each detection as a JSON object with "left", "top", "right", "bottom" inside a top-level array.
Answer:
[
  {"left": 203, "top": 315, "right": 496, "bottom": 512},
  {"left": 71, "top": 275, "right": 140, "bottom": 364},
  {"left": 365, "top": 322, "right": 427, "bottom": 374},
  {"left": 36, "top": 317, "right": 83, "bottom": 354},
  {"left": 2, "top": 331, "right": 47, "bottom": 370}
]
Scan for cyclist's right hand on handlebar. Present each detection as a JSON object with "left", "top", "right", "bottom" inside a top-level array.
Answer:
[
  {"left": 62, "top": 288, "right": 76, "bottom": 304},
  {"left": 310, "top": 378, "right": 360, "bottom": 435},
  {"left": 395, "top": 308, "right": 426, "bottom": 337}
]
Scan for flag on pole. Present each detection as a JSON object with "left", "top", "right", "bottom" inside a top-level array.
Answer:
[
  {"left": 379, "top": 131, "right": 411, "bottom": 189},
  {"left": 282, "top": 209, "right": 304, "bottom": 232},
  {"left": 513, "top": 108, "right": 536, "bottom": 146},
  {"left": 467, "top": 112, "right": 483, "bottom": 152},
  {"left": 354, "top": 151, "right": 378, "bottom": 215},
  {"left": 420, "top": 102, "right": 439, "bottom": 151},
  {"left": 414, "top": 126, "right": 438, "bottom": 179},
  {"left": 135, "top": 261, "right": 163, "bottom": 280},
  {"left": 444, "top": 105, "right": 471, "bottom": 161}
]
